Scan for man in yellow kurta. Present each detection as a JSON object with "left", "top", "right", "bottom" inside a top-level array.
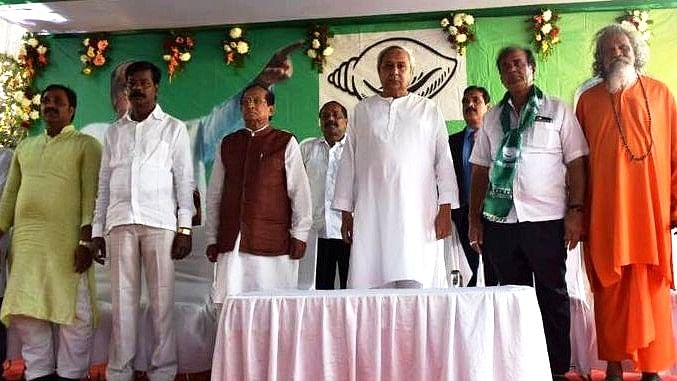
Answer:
[
  {"left": 0, "top": 84, "right": 102, "bottom": 381},
  {"left": 576, "top": 25, "right": 676, "bottom": 381}
]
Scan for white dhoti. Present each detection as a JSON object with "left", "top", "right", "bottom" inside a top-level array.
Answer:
[
  {"left": 211, "top": 235, "right": 299, "bottom": 304},
  {"left": 12, "top": 276, "right": 93, "bottom": 380},
  {"left": 106, "top": 224, "right": 177, "bottom": 381}
]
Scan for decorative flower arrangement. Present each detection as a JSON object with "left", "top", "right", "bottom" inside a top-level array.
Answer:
[
  {"left": 17, "top": 33, "right": 49, "bottom": 81},
  {"left": 223, "top": 27, "right": 250, "bottom": 67},
  {"left": 440, "top": 12, "right": 476, "bottom": 56},
  {"left": 529, "top": 9, "right": 561, "bottom": 59},
  {"left": 79, "top": 34, "right": 110, "bottom": 75},
  {"left": 306, "top": 25, "right": 334, "bottom": 73},
  {"left": 162, "top": 31, "right": 195, "bottom": 81},
  {"left": 618, "top": 10, "right": 652, "bottom": 41},
  {"left": 0, "top": 54, "right": 40, "bottom": 147}
]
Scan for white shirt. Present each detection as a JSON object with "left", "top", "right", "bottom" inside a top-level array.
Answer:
[
  {"left": 205, "top": 127, "right": 312, "bottom": 247},
  {"left": 470, "top": 92, "right": 589, "bottom": 223},
  {"left": 332, "top": 93, "right": 458, "bottom": 288},
  {"left": 300, "top": 136, "right": 345, "bottom": 239},
  {"left": 92, "top": 105, "right": 194, "bottom": 237}
]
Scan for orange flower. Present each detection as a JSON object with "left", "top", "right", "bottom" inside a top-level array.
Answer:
[
  {"left": 97, "top": 39, "right": 109, "bottom": 50},
  {"left": 93, "top": 54, "right": 106, "bottom": 66},
  {"left": 186, "top": 37, "right": 194, "bottom": 48},
  {"left": 550, "top": 27, "right": 560, "bottom": 37}
]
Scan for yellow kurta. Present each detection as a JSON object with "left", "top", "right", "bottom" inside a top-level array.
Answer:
[
  {"left": 0, "top": 126, "right": 102, "bottom": 326},
  {"left": 576, "top": 77, "right": 677, "bottom": 370}
]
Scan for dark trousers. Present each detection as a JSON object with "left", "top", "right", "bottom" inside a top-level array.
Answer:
[
  {"left": 0, "top": 297, "right": 5, "bottom": 381},
  {"left": 452, "top": 205, "right": 498, "bottom": 286},
  {"left": 315, "top": 238, "right": 351, "bottom": 290},
  {"left": 483, "top": 219, "right": 571, "bottom": 375}
]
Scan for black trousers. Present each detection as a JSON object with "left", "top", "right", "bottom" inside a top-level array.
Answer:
[
  {"left": 315, "top": 238, "right": 351, "bottom": 290},
  {"left": 452, "top": 205, "right": 498, "bottom": 286},
  {"left": 483, "top": 219, "right": 571, "bottom": 375}
]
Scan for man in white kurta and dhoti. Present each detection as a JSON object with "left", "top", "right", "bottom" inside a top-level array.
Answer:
[
  {"left": 332, "top": 46, "right": 459, "bottom": 289},
  {"left": 205, "top": 84, "right": 312, "bottom": 303}
]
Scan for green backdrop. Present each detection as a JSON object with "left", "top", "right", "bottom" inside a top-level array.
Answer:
[{"left": 33, "top": 7, "right": 677, "bottom": 138}]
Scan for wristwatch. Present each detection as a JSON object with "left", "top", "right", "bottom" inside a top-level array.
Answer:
[{"left": 177, "top": 227, "right": 192, "bottom": 236}]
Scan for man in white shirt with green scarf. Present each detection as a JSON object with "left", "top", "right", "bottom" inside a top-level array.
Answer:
[{"left": 468, "top": 46, "right": 588, "bottom": 380}]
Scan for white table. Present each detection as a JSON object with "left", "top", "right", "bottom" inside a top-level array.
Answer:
[{"left": 212, "top": 286, "right": 552, "bottom": 381}]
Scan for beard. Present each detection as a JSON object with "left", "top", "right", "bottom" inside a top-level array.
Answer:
[{"left": 606, "top": 59, "right": 637, "bottom": 93}]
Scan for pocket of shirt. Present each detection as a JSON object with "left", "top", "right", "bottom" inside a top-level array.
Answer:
[{"left": 526, "top": 122, "right": 561, "bottom": 152}]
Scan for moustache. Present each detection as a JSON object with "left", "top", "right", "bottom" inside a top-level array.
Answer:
[
  {"left": 464, "top": 107, "right": 476, "bottom": 113},
  {"left": 129, "top": 92, "right": 145, "bottom": 98},
  {"left": 43, "top": 108, "right": 58, "bottom": 115}
]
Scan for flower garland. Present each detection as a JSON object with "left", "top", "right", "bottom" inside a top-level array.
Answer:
[
  {"left": 223, "top": 27, "right": 250, "bottom": 67},
  {"left": 0, "top": 54, "right": 40, "bottom": 147},
  {"left": 529, "top": 9, "right": 561, "bottom": 59},
  {"left": 80, "top": 34, "right": 110, "bottom": 75},
  {"left": 618, "top": 9, "right": 652, "bottom": 41},
  {"left": 162, "top": 32, "right": 195, "bottom": 82},
  {"left": 440, "top": 12, "right": 476, "bottom": 56},
  {"left": 17, "top": 33, "right": 49, "bottom": 81},
  {"left": 306, "top": 25, "right": 334, "bottom": 73}
]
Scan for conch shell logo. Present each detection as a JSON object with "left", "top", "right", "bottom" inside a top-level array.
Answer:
[{"left": 327, "top": 37, "right": 458, "bottom": 100}]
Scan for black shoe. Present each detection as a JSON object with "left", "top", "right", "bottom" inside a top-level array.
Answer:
[
  {"left": 604, "top": 375, "right": 623, "bottom": 381},
  {"left": 31, "top": 374, "right": 58, "bottom": 381},
  {"left": 552, "top": 374, "right": 568, "bottom": 381},
  {"left": 640, "top": 373, "right": 661, "bottom": 381}
]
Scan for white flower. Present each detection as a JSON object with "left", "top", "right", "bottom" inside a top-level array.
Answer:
[
  {"left": 18, "top": 47, "right": 26, "bottom": 57},
  {"left": 229, "top": 27, "right": 242, "bottom": 39},
  {"left": 535, "top": 33, "right": 542, "bottom": 42},
  {"left": 620, "top": 20, "right": 634, "bottom": 30},
  {"left": 464, "top": 14, "right": 475, "bottom": 25},
  {"left": 29, "top": 110, "right": 40, "bottom": 120},
  {"left": 32, "top": 94, "right": 40, "bottom": 105},
  {"left": 306, "top": 49, "right": 317, "bottom": 59},
  {"left": 21, "top": 112, "right": 29, "bottom": 121},
  {"left": 642, "top": 31, "right": 651, "bottom": 41},
  {"left": 311, "top": 38, "right": 321, "bottom": 49},
  {"left": 637, "top": 20, "right": 648, "bottom": 32},
  {"left": 83, "top": 38, "right": 90, "bottom": 46},
  {"left": 322, "top": 46, "right": 334, "bottom": 56},
  {"left": 162, "top": 54, "right": 172, "bottom": 61},
  {"left": 27, "top": 38, "right": 38, "bottom": 48},
  {"left": 640, "top": 11, "right": 649, "bottom": 21},
  {"left": 455, "top": 34, "right": 467, "bottom": 43},
  {"left": 632, "top": 16, "right": 640, "bottom": 24},
  {"left": 236, "top": 41, "right": 249, "bottom": 54},
  {"left": 452, "top": 13, "right": 464, "bottom": 27},
  {"left": 13, "top": 91, "right": 24, "bottom": 102},
  {"left": 179, "top": 52, "right": 191, "bottom": 62},
  {"left": 230, "top": 42, "right": 237, "bottom": 48},
  {"left": 313, "top": 31, "right": 320, "bottom": 37},
  {"left": 448, "top": 26, "right": 458, "bottom": 35},
  {"left": 633, "top": 10, "right": 641, "bottom": 17},
  {"left": 440, "top": 18, "right": 449, "bottom": 28},
  {"left": 542, "top": 9, "right": 552, "bottom": 22},
  {"left": 224, "top": 45, "right": 232, "bottom": 52},
  {"left": 541, "top": 23, "right": 552, "bottom": 35},
  {"left": 21, "top": 98, "right": 31, "bottom": 108},
  {"left": 36, "top": 45, "right": 47, "bottom": 55},
  {"left": 80, "top": 54, "right": 89, "bottom": 63}
]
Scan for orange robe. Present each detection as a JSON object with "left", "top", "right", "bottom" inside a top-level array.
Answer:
[{"left": 576, "top": 76, "right": 677, "bottom": 371}]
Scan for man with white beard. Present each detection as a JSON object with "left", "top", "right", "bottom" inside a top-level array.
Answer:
[{"left": 576, "top": 25, "right": 677, "bottom": 381}]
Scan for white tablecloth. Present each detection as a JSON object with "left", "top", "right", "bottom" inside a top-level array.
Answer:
[{"left": 212, "top": 286, "right": 552, "bottom": 381}]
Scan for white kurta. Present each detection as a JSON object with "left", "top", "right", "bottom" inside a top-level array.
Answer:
[
  {"left": 206, "top": 130, "right": 312, "bottom": 303},
  {"left": 332, "top": 93, "right": 459, "bottom": 289}
]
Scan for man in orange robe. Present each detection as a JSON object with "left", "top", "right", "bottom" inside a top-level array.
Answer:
[{"left": 576, "top": 24, "right": 677, "bottom": 381}]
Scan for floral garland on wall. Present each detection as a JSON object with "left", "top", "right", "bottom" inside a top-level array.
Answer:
[
  {"left": 306, "top": 25, "right": 334, "bottom": 73},
  {"left": 529, "top": 9, "right": 561, "bottom": 59},
  {"left": 440, "top": 12, "right": 476, "bottom": 56},
  {"left": 618, "top": 9, "right": 652, "bottom": 42},
  {"left": 162, "top": 31, "right": 195, "bottom": 82},
  {"left": 223, "top": 27, "right": 250, "bottom": 67},
  {"left": 17, "top": 33, "right": 49, "bottom": 81},
  {"left": 80, "top": 34, "right": 110, "bottom": 75}
]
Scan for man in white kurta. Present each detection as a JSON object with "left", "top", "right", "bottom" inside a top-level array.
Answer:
[
  {"left": 205, "top": 85, "right": 312, "bottom": 303},
  {"left": 332, "top": 46, "right": 459, "bottom": 289}
]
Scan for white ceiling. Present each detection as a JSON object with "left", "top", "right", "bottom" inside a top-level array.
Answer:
[{"left": 0, "top": 0, "right": 611, "bottom": 34}]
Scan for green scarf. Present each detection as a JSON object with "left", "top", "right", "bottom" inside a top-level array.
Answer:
[{"left": 482, "top": 86, "right": 543, "bottom": 222}]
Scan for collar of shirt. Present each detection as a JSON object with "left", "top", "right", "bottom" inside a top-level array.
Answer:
[
  {"left": 321, "top": 135, "right": 346, "bottom": 150},
  {"left": 122, "top": 104, "right": 166, "bottom": 123},
  {"left": 245, "top": 124, "right": 269, "bottom": 136},
  {"left": 44, "top": 124, "right": 75, "bottom": 141}
]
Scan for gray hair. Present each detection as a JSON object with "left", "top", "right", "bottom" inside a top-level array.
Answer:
[
  {"left": 376, "top": 45, "right": 416, "bottom": 74},
  {"left": 592, "top": 24, "right": 649, "bottom": 78}
]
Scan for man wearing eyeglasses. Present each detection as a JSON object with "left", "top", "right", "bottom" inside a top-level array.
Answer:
[
  {"left": 90, "top": 61, "right": 194, "bottom": 381},
  {"left": 300, "top": 101, "right": 350, "bottom": 289},
  {"left": 205, "top": 84, "right": 311, "bottom": 304}
]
